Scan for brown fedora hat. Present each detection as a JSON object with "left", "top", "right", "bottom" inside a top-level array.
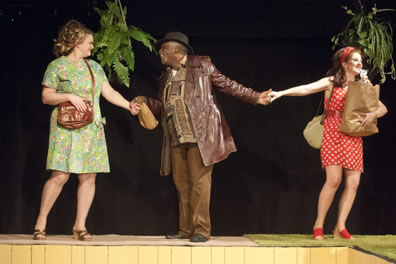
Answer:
[{"left": 154, "top": 32, "right": 195, "bottom": 54}]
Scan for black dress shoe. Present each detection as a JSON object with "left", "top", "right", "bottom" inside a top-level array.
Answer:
[
  {"left": 165, "top": 234, "right": 189, "bottom": 239},
  {"left": 190, "top": 234, "right": 209, "bottom": 242}
]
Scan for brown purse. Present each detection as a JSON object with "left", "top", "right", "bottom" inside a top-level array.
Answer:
[{"left": 57, "top": 60, "right": 95, "bottom": 129}]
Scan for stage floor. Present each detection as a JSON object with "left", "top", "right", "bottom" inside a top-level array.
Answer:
[
  {"left": 0, "top": 234, "right": 257, "bottom": 247},
  {"left": 0, "top": 234, "right": 393, "bottom": 264}
]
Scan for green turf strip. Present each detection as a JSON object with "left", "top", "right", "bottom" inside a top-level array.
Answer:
[{"left": 245, "top": 234, "right": 396, "bottom": 262}]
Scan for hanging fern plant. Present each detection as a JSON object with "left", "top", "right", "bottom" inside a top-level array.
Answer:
[
  {"left": 92, "top": 0, "right": 156, "bottom": 87},
  {"left": 331, "top": 2, "right": 395, "bottom": 84}
]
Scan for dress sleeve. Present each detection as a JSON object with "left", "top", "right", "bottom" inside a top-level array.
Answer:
[{"left": 42, "top": 60, "right": 59, "bottom": 89}]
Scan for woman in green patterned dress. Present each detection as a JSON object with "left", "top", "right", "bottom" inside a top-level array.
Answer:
[{"left": 33, "top": 20, "right": 133, "bottom": 241}]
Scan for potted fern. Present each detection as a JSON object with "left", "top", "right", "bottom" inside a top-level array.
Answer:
[
  {"left": 331, "top": 2, "right": 395, "bottom": 84},
  {"left": 92, "top": 0, "right": 156, "bottom": 87}
]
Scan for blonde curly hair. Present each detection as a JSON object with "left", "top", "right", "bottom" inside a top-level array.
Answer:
[{"left": 53, "top": 19, "right": 93, "bottom": 57}]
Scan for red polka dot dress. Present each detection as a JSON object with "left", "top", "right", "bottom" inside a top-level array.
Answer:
[{"left": 320, "top": 86, "right": 363, "bottom": 172}]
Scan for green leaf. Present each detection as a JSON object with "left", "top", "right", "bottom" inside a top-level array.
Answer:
[
  {"left": 376, "top": 9, "right": 396, "bottom": 13},
  {"left": 128, "top": 27, "right": 156, "bottom": 51},
  {"left": 107, "top": 29, "right": 123, "bottom": 55},
  {"left": 121, "top": 46, "right": 135, "bottom": 72},
  {"left": 357, "top": 31, "right": 367, "bottom": 39},
  {"left": 112, "top": 57, "right": 130, "bottom": 87}
]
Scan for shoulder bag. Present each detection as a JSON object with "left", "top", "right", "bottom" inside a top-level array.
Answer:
[
  {"left": 57, "top": 60, "right": 95, "bottom": 129},
  {"left": 303, "top": 85, "right": 335, "bottom": 149}
]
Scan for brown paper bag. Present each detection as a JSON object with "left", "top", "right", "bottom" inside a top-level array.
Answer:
[
  {"left": 138, "top": 102, "right": 159, "bottom": 130},
  {"left": 338, "top": 81, "right": 379, "bottom": 137}
]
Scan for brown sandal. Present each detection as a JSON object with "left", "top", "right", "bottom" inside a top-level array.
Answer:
[
  {"left": 33, "top": 229, "right": 46, "bottom": 240},
  {"left": 72, "top": 229, "right": 92, "bottom": 241}
]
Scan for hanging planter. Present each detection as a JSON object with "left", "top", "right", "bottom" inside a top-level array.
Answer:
[
  {"left": 331, "top": 2, "right": 395, "bottom": 84},
  {"left": 92, "top": 0, "right": 156, "bottom": 87}
]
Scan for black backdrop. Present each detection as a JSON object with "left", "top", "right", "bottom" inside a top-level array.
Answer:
[{"left": 1, "top": 0, "right": 395, "bottom": 236}]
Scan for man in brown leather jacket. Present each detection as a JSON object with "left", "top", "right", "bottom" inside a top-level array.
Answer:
[{"left": 130, "top": 32, "right": 271, "bottom": 242}]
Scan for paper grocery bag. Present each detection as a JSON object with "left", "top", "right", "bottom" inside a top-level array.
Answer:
[
  {"left": 339, "top": 81, "right": 379, "bottom": 137},
  {"left": 138, "top": 102, "right": 159, "bottom": 130}
]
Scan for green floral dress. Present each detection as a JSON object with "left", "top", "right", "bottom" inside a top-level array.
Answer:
[{"left": 42, "top": 56, "right": 110, "bottom": 173}]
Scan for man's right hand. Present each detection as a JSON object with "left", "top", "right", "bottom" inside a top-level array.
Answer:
[{"left": 130, "top": 96, "right": 147, "bottom": 115}]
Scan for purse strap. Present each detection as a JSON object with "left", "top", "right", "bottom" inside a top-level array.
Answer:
[
  {"left": 84, "top": 59, "right": 95, "bottom": 104},
  {"left": 319, "top": 83, "right": 335, "bottom": 125}
]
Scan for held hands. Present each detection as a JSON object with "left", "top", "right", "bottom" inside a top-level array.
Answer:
[
  {"left": 130, "top": 102, "right": 141, "bottom": 116},
  {"left": 258, "top": 89, "right": 272, "bottom": 105},
  {"left": 130, "top": 96, "right": 146, "bottom": 116},
  {"left": 268, "top": 91, "right": 282, "bottom": 103},
  {"left": 257, "top": 89, "right": 285, "bottom": 105}
]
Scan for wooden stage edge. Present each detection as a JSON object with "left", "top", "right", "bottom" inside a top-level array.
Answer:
[
  {"left": 0, "top": 234, "right": 256, "bottom": 247},
  {"left": 0, "top": 234, "right": 393, "bottom": 264}
]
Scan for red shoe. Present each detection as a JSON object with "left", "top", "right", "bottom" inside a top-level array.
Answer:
[
  {"left": 313, "top": 228, "right": 324, "bottom": 240},
  {"left": 333, "top": 228, "right": 354, "bottom": 240}
]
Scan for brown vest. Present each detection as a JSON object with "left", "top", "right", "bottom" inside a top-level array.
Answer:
[{"left": 163, "top": 63, "right": 196, "bottom": 146}]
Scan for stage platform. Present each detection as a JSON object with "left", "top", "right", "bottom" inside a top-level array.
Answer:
[{"left": 0, "top": 234, "right": 393, "bottom": 264}]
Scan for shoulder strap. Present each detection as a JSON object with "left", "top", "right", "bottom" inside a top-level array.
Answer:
[
  {"left": 320, "top": 84, "right": 335, "bottom": 124},
  {"left": 84, "top": 59, "right": 95, "bottom": 103},
  {"left": 315, "top": 95, "right": 324, "bottom": 117}
]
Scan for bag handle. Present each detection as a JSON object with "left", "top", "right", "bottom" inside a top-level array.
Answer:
[
  {"left": 319, "top": 83, "right": 335, "bottom": 125},
  {"left": 315, "top": 95, "right": 324, "bottom": 117},
  {"left": 84, "top": 59, "right": 95, "bottom": 104}
]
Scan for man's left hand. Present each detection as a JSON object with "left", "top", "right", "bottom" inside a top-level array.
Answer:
[{"left": 257, "top": 89, "right": 272, "bottom": 105}]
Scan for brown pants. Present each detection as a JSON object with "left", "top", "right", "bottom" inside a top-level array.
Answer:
[{"left": 171, "top": 143, "right": 213, "bottom": 239}]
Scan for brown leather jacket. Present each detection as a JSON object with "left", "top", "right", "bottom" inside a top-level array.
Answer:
[{"left": 145, "top": 55, "right": 260, "bottom": 176}]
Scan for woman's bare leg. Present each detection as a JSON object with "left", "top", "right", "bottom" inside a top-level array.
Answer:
[
  {"left": 34, "top": 171, "right": 70, "bottom": 231},
  {"left": 334, "top": 168, "right": 361, "bottom": 239},
  {"left": 313, "top": 165, "right": 343, "bottom": 239},
  {"left": 73, "top": 173, "right": 96, "bottom": 232}
]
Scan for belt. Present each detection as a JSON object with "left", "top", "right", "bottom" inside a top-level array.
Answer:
[{"left": 326, "top": 110, "right": 343, "bottom": 118}]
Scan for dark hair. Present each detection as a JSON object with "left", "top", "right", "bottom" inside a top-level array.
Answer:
[
  {"left": 326, "top": 47, "right": 363, "bottom": 87},
  {"left": 53, "top": 19, "right": 93, "bottom": 57}
]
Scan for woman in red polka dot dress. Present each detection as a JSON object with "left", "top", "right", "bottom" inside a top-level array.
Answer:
[{"left": 269, "top": 47, "right": 387, "bottom": 240}]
